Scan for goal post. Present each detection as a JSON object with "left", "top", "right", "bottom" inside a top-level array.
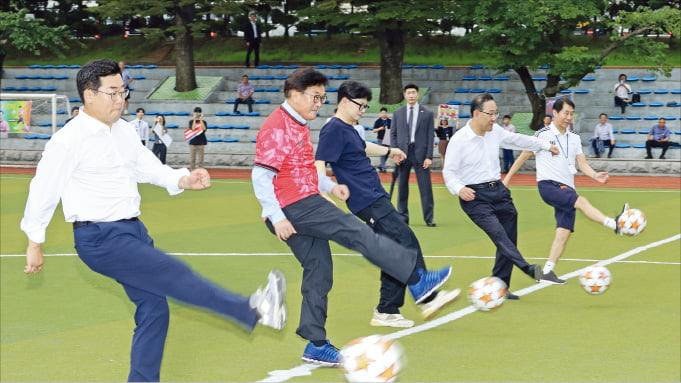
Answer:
[{"left": 0, "top": 93, "right": 71, "bottom": 134}]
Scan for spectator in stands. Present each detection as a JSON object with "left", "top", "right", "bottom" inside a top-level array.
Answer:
[
  {"left": 613, "top": 74, "right": 632, "bottom": 114},
  {"left": 539, "top": 114, "right": 552, "bottom": 130},
  {"left": 589, "top": 113, "right": 615, "bottom": 158},
  {"left": 188, "top": 107, "right": 208, "bottom": 169},
  {"left": 118, "top": 61, "right": 134, "bottom": 114},
  {"left": 373, "top": 107, "right": 391, "bottom": 173},
  {"left": 500, "top": 114, "right": 516, "bottom": 172},
  {"left": 436, "top": 118, "right": 453, "bottom": 166},
  {"left": 133, "top": 107, "right": 149, "bottom": 147},
  {"left": 234, "top": 75, "right": 255, "bottom": 114},
  {"left": 243, "top": 11, "right": 262, "bottom": 68},
  {"left": 65, "top": 106, "right": 79, "bottom": 124},
  {"left": 152, "top": 115, "right": 168, "bottom": 164},
  {"left": 645, "top": 117, "right": 672, "bottom": 159}
]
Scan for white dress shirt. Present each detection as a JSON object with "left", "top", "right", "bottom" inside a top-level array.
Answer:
[
  {"left": 21, "top": 109, "right": 189, "bottom": 244},
  {"left": 134, "top": 118, "right": 150, "bottom": 143},
  {"left": 443, "top": 122, "right": 551, "bottom": 195},
  {"left": 533, "top": 124, "right": 583, "bottom": 189}
]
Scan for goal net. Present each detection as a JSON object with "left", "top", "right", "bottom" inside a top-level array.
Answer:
[{"left": 0, "top": 93, "right": 71, "bottom": 134}]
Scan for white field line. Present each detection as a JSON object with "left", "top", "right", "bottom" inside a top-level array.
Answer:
[{"left": 255, "top": 233, "right": 680, "bottom": 383}]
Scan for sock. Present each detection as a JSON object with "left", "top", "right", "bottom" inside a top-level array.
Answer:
[
  {"left": 543, "top": 261, "right": 555, "bottom": 274},
  {"left": 603, "top": 217, "right": 616, "bottom": 230},
  {"left": 312, "top": 340, "right": 327, "bottom": 347}
]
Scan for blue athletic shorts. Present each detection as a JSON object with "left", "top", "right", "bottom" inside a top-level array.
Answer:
[{"left": 538, "top": 180, "right": 579, "bottom": 232}]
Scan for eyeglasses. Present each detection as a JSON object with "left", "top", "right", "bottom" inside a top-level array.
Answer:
[
  {"left": 92, "top": 88, "right": 129, "bottom": 100},
  {"left": 479, "top": 110, "right": 499, "bottom": 119},
  {"left": 348, "top": 98, "right": 370, "bottom": 112},
  {"left": 303, "top": 92, "right": 327, "bottom": 104}
]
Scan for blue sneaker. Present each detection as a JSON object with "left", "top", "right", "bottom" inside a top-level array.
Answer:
[
  {"left": 408, "top": 266, "right": 452, "bottom": 304},
  {"left": 301, "top": 340, "right": 342, "bottom": 367}
]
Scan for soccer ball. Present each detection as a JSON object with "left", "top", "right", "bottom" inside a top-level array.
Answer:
[
  {"left": 579, "top": 265, "right": 612, "bottom": 295},
  {"left": 341, "top": 335, "right": 405, "bottom": 383},
  {"left": 467, "top": 276, "right": 508, "bottom": 311},
  {"left": 617, "top": 208, "right": 647, "bottom": 236}
]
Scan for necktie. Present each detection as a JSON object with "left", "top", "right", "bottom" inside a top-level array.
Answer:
[{"left": 408, "top": 106, "right": 414, "bottom": 143}]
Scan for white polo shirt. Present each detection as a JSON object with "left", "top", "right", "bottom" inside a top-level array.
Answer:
[{"left": 533, "top": 123, "right": 583, "bottom": 189}]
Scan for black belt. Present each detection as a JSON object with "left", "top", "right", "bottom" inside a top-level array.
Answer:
[
  {"left": 466, "top": 180, "right": 501, "bottom": 189},
  {"left": 73, "top": 217, "right": 138, "bottom": 229}
]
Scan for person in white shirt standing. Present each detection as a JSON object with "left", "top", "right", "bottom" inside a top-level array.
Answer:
[
  {"left": 133, "top": 107, "right": 150, "bottom": 146},
  {"left": 443, "top": 93, "right": 559, "bottom": 299},
  {"left": 503, "top": 98, "right": 629, "bottom": 285},
  {"left": 20, "top": 58, "right": 286, "bottom": 382},
  {"left": 589, "top": 113, "right": 616, "bottom": 158}
]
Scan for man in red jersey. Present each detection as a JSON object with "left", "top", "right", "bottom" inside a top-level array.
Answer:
[{"left": 252, "top": 68, "right": 453, "bottom": 367}]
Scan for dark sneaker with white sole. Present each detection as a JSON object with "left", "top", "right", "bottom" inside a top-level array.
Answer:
[{"left": 540, "top": 270, "right": 567, "bottom": 285}]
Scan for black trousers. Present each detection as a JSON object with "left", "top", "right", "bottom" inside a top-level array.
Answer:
[
  {"left": 459, "top": 182, "right": 532, "bottom": 288},
  {"left": 152, "top": 143, "right": 166, "bottom": 164},
  {"left": 646, "top": 140, "right": 671, "bottom": 158},
  {"left": 356, "top": 196, "right": 427, "bottom": 314},
  {"left": 265, "top": 194, "right": 417, "bottom": 341},
  {"left": 396, "top": 144, "right": 434, "bottom": 224},
  {"left": 245, "top": 40, "right": 260, "bottom": 67}
]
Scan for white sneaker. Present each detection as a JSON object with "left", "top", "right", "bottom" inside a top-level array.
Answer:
[
  {"left": 369, "top": 309, "right": 415, "bottom": 328},
  {"left": 418, "top": 288, "right": 461, "bottom": 320},
  {"left": 250, "top": 270, "right": 287, "bottom": 330}
]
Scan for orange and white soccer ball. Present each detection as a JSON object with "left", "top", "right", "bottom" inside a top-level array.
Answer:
[
  {"left": 617, "top": 208, "right": 647, "bottom": 236},
  {"left": 467, "top": 276, "right": 508, "bottom": 311},
  {"left": 341, "top": 335, "right": 405, "bottom": 383},
  {"left": 579, "top": 265, "right": 612, "bottom": 295}
]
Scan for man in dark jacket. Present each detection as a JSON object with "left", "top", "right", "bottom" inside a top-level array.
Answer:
[{"left": 243, "top": 11, "right": 262, "bottom": 68}]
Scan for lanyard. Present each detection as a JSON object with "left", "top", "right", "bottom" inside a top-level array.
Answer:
[{"left": 554, "top": 134, "right": 568, "bottom": 159}]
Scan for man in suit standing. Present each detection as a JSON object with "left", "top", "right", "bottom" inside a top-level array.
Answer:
[
  {"left": 390, "top": 84, "right": 436, "bottom": 227},
  {"left": 243, "top": 11, "right": 261, "bottom": 68}
]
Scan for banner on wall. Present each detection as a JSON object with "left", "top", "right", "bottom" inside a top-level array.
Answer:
[
  {"left": 0, "top": 101, "right": 32, "bottom": 133},
  {"left": 437, "top": 104, "right": 459, "bottom": 123}
]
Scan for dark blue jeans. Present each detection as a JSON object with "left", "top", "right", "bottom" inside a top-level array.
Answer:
[
  {"left": 356, "top": 196, "right": 427, "bottom": 314},
  {"left": 459, "top": 183, "right": 531, "bottom": 288},
  {"left": 74, "top": 219, "right": 257, "bottom": 382},
  {"left": 502, "top": 149, "right": 515, "bottom": 172},
  {"left": 266, "top": 194, "right": 417, "bottom": 342}
]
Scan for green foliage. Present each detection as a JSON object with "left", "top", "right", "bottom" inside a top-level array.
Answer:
[{"left": 0, "top": 8, "right": 69, "bottom": 59}]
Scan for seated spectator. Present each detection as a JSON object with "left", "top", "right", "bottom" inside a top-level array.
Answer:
[
  {"left": 613, "top": 74, "right": 632, "bottom": 114},
  {"left": 645, "top": 117, "right": 677, "bottom": 159},
  {"left": 538, "top": 114, "right": 552, "bottom": 130},
  {"left": 65, "top": 106, "right": 79, "bottom": 124},
  {"left": 234, "top": 74, "right": 254, "bottom": 114},
  {"left": 589, "top": 113, "right": 615, "bottom": 158}
]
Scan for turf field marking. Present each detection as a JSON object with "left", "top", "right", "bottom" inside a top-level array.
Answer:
[{"left": 255, "top": 233, "right": 680, "bottom": 383}]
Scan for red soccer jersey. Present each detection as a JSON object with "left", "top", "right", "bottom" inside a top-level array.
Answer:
[{"left": 254, "top": 106, "right": 318, "bottom": 208}]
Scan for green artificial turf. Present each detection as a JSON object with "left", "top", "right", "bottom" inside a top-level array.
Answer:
[{"left": 1, "top": 175, "right": 679, "bottom": 382}]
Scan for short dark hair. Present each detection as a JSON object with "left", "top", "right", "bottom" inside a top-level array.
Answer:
[
  {"left": 599, "top": 113, "right": 608, "bottom": 118},
  {"left": 242, "top": 75, "right": 248, "bottom": 79},
  {"left": 659, "top": 117, "right": 666, "bottom": 122},
  {"left": 553, "top": 97, "right": 575, "bottom": 113},
  {"left": 470, "top": 93, "right": 495, "bottom": 115},
  {"left": 404, "top": 84, "right": 419, "bottom": 92},
  {"left": 502, "top": 115, "right": 511, "bottom": 120},
  {"left": 284, "top": 68, "right": 328, "bottom": 98},
  {"left": 194, "top": 106, "right": 202, "bottom": 113},
  {"left": 380, "top": 107, "right": 388, "bottom": 112},
  {"left": 71, "top": 106, "right": 79, "bottom": 113},
  {"left": 338, "top": 80, "right": 372, "bottom": 103},
  {"left": 136, "top": 107, "right": 145, "bottom": 113},
  {"left": 76, "top": 59, "right": 121, "bottom": 101}
]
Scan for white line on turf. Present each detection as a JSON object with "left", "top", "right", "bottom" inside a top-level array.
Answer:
[{"left": 255, "top": 233, "right": 681, "bottom": 383}]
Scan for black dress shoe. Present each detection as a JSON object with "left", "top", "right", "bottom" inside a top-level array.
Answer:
[
  {"left": 426, "top": 222, "right": 437, "bottom": 227},
  {"left": 505, "top": 292, "right": 519, "bottom": 300}
]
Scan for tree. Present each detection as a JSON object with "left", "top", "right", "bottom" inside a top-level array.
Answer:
[
  {"left": 0, "top": 8, "right": 69, "bottom": 80},
  {"left": 92, "top": 0, "right": 247, "bottom": 92},
  {"left": 302, "top": 0, "right": 455, "bottom": 104},
  {"left": 460, "top": 0, "right": 681, "bottom": 129}
]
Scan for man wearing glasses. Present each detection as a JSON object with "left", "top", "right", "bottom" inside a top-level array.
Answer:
[
  {"left": 252, "top": 69, "right": 453, "bottom": 367},
  {"left": 21, "top": 59, "right": 287, "bottom": 381},
  {"left": 390, "top": 84, "right": 437, "bottom": 227},
  {"left": 315, "top": 80, "right": 462, "bottom": 329},
  {"left": 442, "top": 93, "right": 559, "bottom": 299}
]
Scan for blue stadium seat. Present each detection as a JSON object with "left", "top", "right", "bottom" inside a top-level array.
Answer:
[
  {"left": 265, "top": 87, "right": 281, "bottom": 92},
  {"left": 249, "top": 75, "right": 261, "bottom": 80},
  {"left": 286, "top": 65, "right": 300, "bottom": 69},
  {"left": 133, "top": 76, "right": 147, "bottom": 80},
  {"left": 15, "top": 75, "right": 29, "bottom": 79},
  {"left": 631, "top": 102, "right": 646, "bottom": 107},
  {"left": 326, "top": 87, "right": 339, "bottom": 92},
  {"left": 447, "top": 101, "right": 462, "bottom": 105},
  {"left": 459, "top": 113, "right": 472, "bottom": 118},
  {"left": 641, "top": 76, "right": 657, "bottom": 81},
  {"left": 574, "top": 89, "right": 590, "bottom": 94},
  {"left": 532, "top": 76, "right": 547, "bottom": 81},
  {"left": 471, "top": 88, "right": 486, "bottom": 93},
  {"left": 271, "top": 65, "right": 285, "bottom": 69},
  {"left": 253, "top": 88, "right": 265, "bottom": 92},
  {"left": 244, "top": 112, "right": 261, "bottom": 116},
  {"left": 176, "top": 111, "right": 190, "bottom": 116},
  {"left": 614, "top": 143, "right": 631, "bottom": 148},
  {"left": 455, "top": 88, "right": 470, "bottom": 93},
  {"left": 403, "top": 65, "right": 414, "bottom": 69},
  {"left": 275, "top": 75, "right": 288, "bottom": 80},
  {"left": 559, "top": 89, "right": 572, "bottom": 94},
  {"left": 42, "top": 87, "right": 57, "bottom": 91},
  {"left": 643, "top": 116, "right": 659, "bottom": 120},
  {"left": 494, "top": 76, "right": 510, "bottom": 81},
  {"left": 160, "top": 111, "right": 175, "bottom": 116},
  {"left": 207, "top": 124, "right": 219, "bottom": 129},
  {"left": 69, "top": 98, "right": 81, "bottom": 102},
  {"left": 146, "top": 111, "right": 160, "bottom": 115},
  {"left": 41, "top": 75, "right": 55, "bottom": 80},
  {"left": 27, "top": 65, "right": 41, "bottom": 69},
  {"left": 539, "top": 65, "right": 551, "bottom": 69},
  {"left": 261, "top": 75, "right": 275, "bottom": 80},
  {"left": 626, "top": 116, "right": 641, "bottom": 120},
  {"left": 675, "top": 130, "right": 681, "bottom": 135},
  {"left": 609, "top": 116, "right": 625, "bottom": 120},
  {"left": 619, "top": 129, "right": 636, "bottom": 134},
  {"left": 220, "top": 125, "right": 235, "bottom": 129},
  {"left": 166, "top": 124, "right": 179, "bottom": 129},
  {"left": 29, "top": 87, "right": 42, "bottom": 91},
  {"left": 469, "top": 65, "right": 484, "bottom": 69},
  {"left": 487, "top": 89, "right": 502, "bottom": 93},
  {"left": 224, "top": 138, "right": 240, "bottom": 142},
  {"left": 414, "top": 65, "right": 429, "bottom": 69},
  {"left": 663, "top": 116, "right": 677, "bottom": 120},
  {"left": 671, "top": 89, "right": 681, "bottom": 94},
  {"left": 68, "top": 65, "right": 80, "bottom": 69},
  {"left": 462, "top": 76, "right": 477, "bottom": 81},
  {"left": 207, "top": 138, "right": 222, "bottom": 142},
  {"left": 430, "top": 65, "right": 445, "bottom": 69},
  {"left": 581, "top": 77, "right": 596, "bottom": 81},
  {"left": 144, "top": 65, "right": 158, "bottom": 69},
  {"left": 334, "top": 75, "right": 349, "bottom": 80},
  {"left": 57, "top": 110, "right": 68, "bottom": 115},
  {"left": 627, "top": 76, "right": 640, "bottom": 82},
  {"left": 344, "top": 65, "right": 358, "bottom": 69},
  {"left": 479, "top": 76, "right": 493, "bottom": 81},
  {"left": 254, "top": 100, "right": 271, "bottom": 104},
  {"left": 38, "top": 134, "right": 52, "bottom": 139},
  {"left": 256, "top": 65, "right": 272, "bottom": 69},
  {"left": 635, "top": 89, "right": 651, "bottom": 94},
  {"left": 251, "top": 139, "right": 257, "bottom": 143},
  {"left": 235, "top": 125, "right": 250, "bottom": 129},
  {"left": 315, "top": 65, "right": 328, "bottom": 69},
  {"left": 632, "top": 144, "right": 646, "bottom": 149},
  {"left": 2, "top": 87, "right": 16, "bottom": 91},
  {"left": 612, "top": 129, "right": 619, "bottom": 134},
  {"left": 463, "top": 101, "right": 471, "bottom": 105},
  {"left": 638, "top": 129, "right": 650, "bottom": 134},
  {"left": 649, "top": 102, "right": 664, "bottom": 107},
  {"left": 23, "top": 135, "right": 39, "bottom": 139},
  {"left": 55, "top": 76, "right": 69, "bottom": 80},
  {"left": 654, "top": 89, "right": 669, "bottom": 94},
  {"left": 224, "top": 100, "right": 236, "bottom": 105}
]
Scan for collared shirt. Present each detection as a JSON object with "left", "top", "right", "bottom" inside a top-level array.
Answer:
[
  {"left": 20, "top": 109, "right": 188, "bottom": 244},
  {"left": 251, "top": 21, "right": 258, "bottom": 39},
  {"left": 252, "top": 101, "right": 324, "bottom": 224},
  {"left": 614, "top": 82, "right": 631, "bottom": 99},
  {"left": 121, "top": 69, "right": 133, "bottom": 88},
  {"left": 533, "top": 124, "right": 583, "bottom": 189},
  {"left": 408, "top": 103, "right": 419, "bottom": 143},
  {"left": 593, "top": 122, "right": 614, "bottom": 141},
  {"left": 501, "top": 123, "right": 515, "bottom": 133},
  {"left": 443, "top": 121, "right": 551, "bottom": 195},
  {"left": 649, "top": 125, "right": 671, "bottom": 141},
  {"left": 134, "top": 118, "right": 150, "bottom": 142},
  {"left": 237, "top": 81, "right": 255, "bottom": 98}
]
